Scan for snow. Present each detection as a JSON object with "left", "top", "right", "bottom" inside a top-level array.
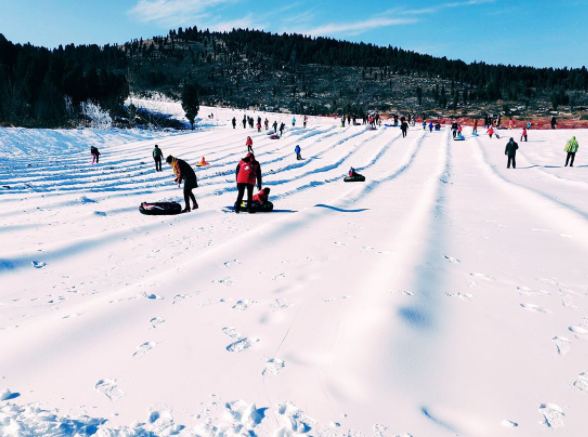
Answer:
[{"left": 1, "top": 108, "right": 588, "bottom": 436}]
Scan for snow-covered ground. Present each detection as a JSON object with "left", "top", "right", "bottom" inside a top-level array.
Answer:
[{"left": 1, "top": 107, "right": 588, "bottom": 437}]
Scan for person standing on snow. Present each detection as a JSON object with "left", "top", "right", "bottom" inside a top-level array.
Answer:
[
  {"left": 272, "top": 120, "right": 278, "bottom": 133},
  {"left": 565, "top": 136, "right": 579, "bottom": 167},
  {"left": 279, "top": 122, "right": 285, "bottom": 136},
  {"left": 292, "top": 116, "right": 296, "bottom": 127},
  {"left": 401, "top": 120, "right": 409, "bottom": 138},
  {"left": 505, "top": 138, "right": 519, "bottom": 169},
  {"left": 242, "top": 115, "right": 247, "bottom": 129},
  {"left": 303, "top": 115, "right": 308, "bottom": 128},
  {"left": 487, "top": 126, "right": 495, "bottom": 139},
  {"left": 264, "top": 118, "right": 269, "bottom": 130},
  {"left": 295, "top": 144, "right": 302, "bottom": 160},
  {"left": 91, "top": 146, "right": 101, "bottom": 164},
  {"left": 232, "top": 117, "right": 236, "bottom": 129},
  {"left": 473, "top": 119, "right": 478, "bottom": 134},
  {"left": 451, "top": 121, "right": 458, "bottom": 139},
  {"left": 551, "top": 116, "right": 557, "bottom": 130},
  {"left": 520, "top": 127, "right": 528, "bottom": 142},
  {"left": 235, "top": 153, "right": 262, "bottom": 214},
  {"left": 153, "top": 144, "right": 163, "bottom": 171},
  {"left": 166, "top": 155, "right": 198, "bottom": 213},
  {"left": 246, "top": 136, "right": 254, "bottom": 153}
]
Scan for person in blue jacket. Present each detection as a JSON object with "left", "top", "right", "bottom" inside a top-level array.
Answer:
[{"left": 295, "top": 145, "right": 302, "bottom": 160}]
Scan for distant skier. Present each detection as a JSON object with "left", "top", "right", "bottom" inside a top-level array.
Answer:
[
  {"left": 292, "top": 116, "right": 296, "bottom": 127},
  {"left": 401, "top": 120, "right": 408, "bottom": 138},
  {"left": 505, "top": 138, "right": 519, "bottom": 169},
  {"left": 551, "top": 116, "right": 557, "bottom": 130},
  {"left": 235, "top": 152, "right": 262, "bottom": 214},
  {"left": 451, "top": 121, "right": 458, "bottom": 139},
  {"left": 232, "top": 117, "right": 236, "bottom": 129},
  {"left": 166, "top": 155, "right": 198, "bottom": 212},
  {"left": 520, "top": 127, "right": 528, "bottom": 142},
  {"left": 295, "top": 144, "right": 302, "bottom": 160},
  {"left": 246, "top": 136, "right": 253, "bottom": 153},
  {"left": 91, "top": 146, "right": 101, "bottom": 164},
  {"left": 153, "top": 144, "right": 163, "bottom": 172},
  {"left": 565, "top": 136, "right": 579, "bottom": 167}
]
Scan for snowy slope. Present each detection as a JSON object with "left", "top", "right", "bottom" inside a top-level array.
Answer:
[{"left": 1, "top": 113, "right": 588, "bottom": 437}]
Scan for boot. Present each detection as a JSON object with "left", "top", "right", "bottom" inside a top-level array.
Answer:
[{"left": 182, "top": 206, "right": 191, "bottom": 213}]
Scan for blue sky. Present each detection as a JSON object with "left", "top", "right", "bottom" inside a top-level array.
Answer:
[{"left": 1, "top": 0, "right": 587, "bottom": 69}]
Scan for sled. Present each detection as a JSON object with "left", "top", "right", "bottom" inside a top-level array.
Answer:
[
  {"left": 270, "top": 135, "right": 281, "bottom": 140},
  {"left": 454, "top": 135, "right": 466, "bottom": 141},
  {"left": 344, "top": 174, "right": 366, "bottom": 182},
  {"left": 195, "top": 162, "right": 210, "bottom": 167},
  {"left": 139, "top": 201, "right": 182, "bottom": 215}
]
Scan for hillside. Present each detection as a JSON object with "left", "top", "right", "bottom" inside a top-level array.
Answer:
[{"left": 1, "top": 28, "right": 588, "bottom": 128}]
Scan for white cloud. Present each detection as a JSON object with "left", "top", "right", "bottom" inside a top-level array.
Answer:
[
  {"left": 386, "top": 0, "right": 496, "bottom": 16},
  {"left": 303, "top": 17, "right": 418, "bottom": 37},
  {"left": 129, "top": 0, "right": 242, "bottom": 27}
]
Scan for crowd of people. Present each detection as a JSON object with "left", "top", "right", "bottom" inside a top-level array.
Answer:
[{"left": 88, "top": 113, "right": 581, "bottom": 213}]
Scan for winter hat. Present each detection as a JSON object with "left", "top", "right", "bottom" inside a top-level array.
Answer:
[{"left": 166, "top": 155, "right": 173, "bottom": 164}]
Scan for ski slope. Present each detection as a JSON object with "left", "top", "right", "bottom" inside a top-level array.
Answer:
[{"left": 1, "top": 110, "right": 588, "bottom": 437}]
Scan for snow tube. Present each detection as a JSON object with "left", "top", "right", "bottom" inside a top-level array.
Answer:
[
  {"left": 139, "top": 201, "right": 182, "bottom": 215},
  {"left": 238, "top": 201, "right": 274, "bottom": 212},
  {"left": 344, "top": 175, "right": 366, "bottom": 182},
  {"left": 270, "top": 135, "right": 281, "bottom": 140},
  {"left": 196, "top": 162, "right": 210, "bottom": 167},
  {"left": 454, "top": 135, "right": 466, "bottom": 141}
]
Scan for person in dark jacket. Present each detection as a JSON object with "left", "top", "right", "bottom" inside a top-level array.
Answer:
[
  {"left": 153, "top": 145, "right": 163, "bottom": 171},
  {"left": 401, "top": 121, "right": 409, "bottom": 138},
  {"left": 551, "top": 116, "right": 557, "bottom": 129},
  {"left": 279, "top": 122, "right": 285, "bottom": 136},
  {"left": 505, "top": 138, "right": 519, "bottom": 169},
  {"left": 91, "top": 146, "right": 101, "bottom": 164},
  {"left": 232, "top": 117, "right": 236, "bottom": 129},
  {"left": 166, "top": 155, "right": 198, "bottom": 212},
  {"left": 295, "top": 144, "right": 302, "bottom": 160},
  {"left": 451, "top": 121, "right": 458, "bottom": 138},
  {"left": 235, "top": 152, "right": 262, "bottom": 213}
]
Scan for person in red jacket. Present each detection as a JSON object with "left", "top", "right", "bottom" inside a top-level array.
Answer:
[
  {"left": 235, "top": 153, "right": 262, "bottom": 213},
  {"left": 252, "top": 187, "right": 270, "bottom": 204},
  {"left": 246, "top": 136, "right": 253, "bottom": 153}
]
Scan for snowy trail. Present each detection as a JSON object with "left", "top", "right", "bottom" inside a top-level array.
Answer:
[{"left": 1, "top": 114, "right": 588, "bottom": 436}]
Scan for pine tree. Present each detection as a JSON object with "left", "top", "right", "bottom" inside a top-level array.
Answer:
[{"left": 181, "top": 83, "right": 199, "bottom": 130}]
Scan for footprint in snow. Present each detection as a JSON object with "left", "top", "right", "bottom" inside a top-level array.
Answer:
[
  {"left": 224, "top": 259, "right": 241, "bottom": 269},
  {"left": 95, "top": 379, "right": 124, "bottom": 401},
  {"left": 232, "top": 300, "right": 253, "bottom": 311},
  {"left": 441, "top": 254, "right": 460, "bottom": 264},
  {"left": 270, "top": 299, "right": 293, "bottom": 309},
  {"left": 470, "top": 273, "right": 494, "bottom": 281},
  {"left": 173, "top": 293, "right": 195, "bottom": 305},
  {"left": 446, "top": 292, "right": 473, "bottom": 301},
  {"left": 272, "top": 273, "right": 286, "bottom": 281},
  {"left": 559, "top": 234, "right": 573, "bottom": 239},
  {"left": 573, "top": 372, "right": 588, "bottom": 392},
  {"left": 94, "top": 211, "right": 107, "bottom": 217},
  {"left": 222, "top": 327, "right": 240, "bottom": 339},
  {"left": 150, "top": 317, "right": 165, "bottom": 329},
  {"left": 226, "top": 337, "right": 259, "bottom": 352},
  {"left": 142, "top": 292, "right": 164, "bottom": 300},
  {"left": 262, "top": 358, "right": 285, "bottom": 376},
  {"left": 553, "top": 336, "right": 571, "bottom": 356},
  {"left": 517, "top": 286, "right": 549, "bottom": 296},
  {"left": 31, "top": 261, "right": 47, "bottom": 269},
  {"left": 520, "top": 303, "right": 550, "bottom": 314},
  {"left": 501, "top": 420, "right": 518, "bottom": 428},
  {"left": 132, "top": 341, "right": 156, "bottom": 359},
  {"left": 334, "top": 242, "right": 346, "bottom": 246},
  {"left": 539, "top": 404, "right": 565, "bottom": 429},
  {"left": 213, "top": 277, "right": 233, "bottom": 286},
  {"left": 539, "top": 277, "right": 558, "bottom": 287}
]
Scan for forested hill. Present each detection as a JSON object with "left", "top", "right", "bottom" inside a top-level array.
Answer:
[{"left": 1, "top": 28, "right": 588, "bottom": 128}]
